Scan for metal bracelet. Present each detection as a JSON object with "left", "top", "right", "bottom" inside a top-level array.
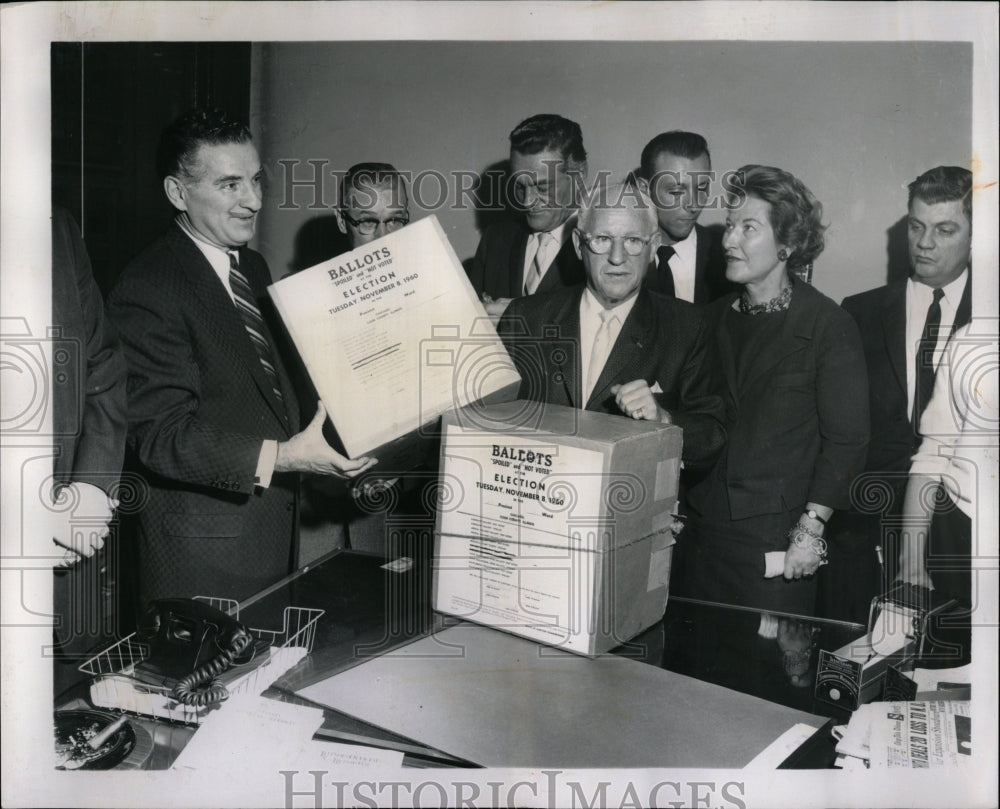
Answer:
[{"left": 787, "top": 527, "right": 828, "bottom": 559}]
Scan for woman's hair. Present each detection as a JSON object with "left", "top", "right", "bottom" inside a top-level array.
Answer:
[{"left": 727, "top": 165, "right": 826, "bottom": 272}]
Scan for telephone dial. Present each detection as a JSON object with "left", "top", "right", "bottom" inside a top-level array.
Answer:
[{"left": 132, "top": 598, "right": 264, "bottom": 707}]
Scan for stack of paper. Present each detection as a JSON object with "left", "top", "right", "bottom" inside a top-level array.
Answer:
[{"left": 172, "top": 694, "right": 403, "bottom": 774}]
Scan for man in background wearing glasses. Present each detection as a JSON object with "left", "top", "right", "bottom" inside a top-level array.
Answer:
[
  {"left": 469, "top": 114, "right": 587, "bottom": 321},
  {"left": 497, "top": 180, "right": 725, "bottom": 470},
  {"left": 335, "top": 163, "right": 410, "bottom": 250}
]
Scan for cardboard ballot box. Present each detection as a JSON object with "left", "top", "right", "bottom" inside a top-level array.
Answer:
[
  {"left": 433, "top": 400, "right": 682, "bottom": 656},
  {"left": 269, "top": 215, "right": 521, "bottom": 472}
]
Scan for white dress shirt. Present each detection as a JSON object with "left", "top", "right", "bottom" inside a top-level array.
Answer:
[
  {"left": 655, "top": 226, "right": 698, "bottom": 303},
  {"left": 522, "top": 217, "right": 575, "bottom": 292},
  {"left": 910, "top": 324, "right": 998, "bottom": 518},
  {"left": 904, "top": 269, "right": 969, "bottom": 417},
  {"left": 579, "top": 288, "right": 638, "bottom": 402}
]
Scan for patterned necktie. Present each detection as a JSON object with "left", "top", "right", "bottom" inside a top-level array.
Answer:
[
  {"left": 586, "top": 309, "right": 620, "bottom": 402},
  {"left": 229, "top": 251, "right": 285, "bottom": 407},
  {"left": 523, "top": 232, "right": 553, "bottom": 296},
  {"left": 656, "top": 245, "right": 677, "bottom": 297},
  {"left": 913, "top": 287, "right": 945, "bottom": 427}
]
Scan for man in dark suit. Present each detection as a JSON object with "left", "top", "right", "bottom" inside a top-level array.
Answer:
[
  {"left": 108, "top": 108, "right": 375, "bottom": 608},
  {"left": 51, "top": 206, "right": 128, "bottom": 678},
  {"left": 498, "top": 181, "right": 725, "bottom": 468},
  {"left": 51, "top": 206, "right": 128, "bottom": 566},
  {"left": 468, "top": 114, "right": 587, "bottom": 321},
  {"left": 636, "top": 131, "right": 732, "bottom": 304},
  {"left": 824, "top": 166, "right": 972, "bottom": 621}
]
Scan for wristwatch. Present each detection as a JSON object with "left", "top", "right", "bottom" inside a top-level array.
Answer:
[{"left": 804, "top": 508, "right": 827, "bottom": 525}]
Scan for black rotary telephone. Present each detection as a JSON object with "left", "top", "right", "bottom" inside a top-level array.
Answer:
[{"left": 132, "top": 598, "right": 259, "bottom": 707}]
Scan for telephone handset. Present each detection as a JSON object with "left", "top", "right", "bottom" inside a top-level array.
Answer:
[{"left": 132, "top": 598, "right": 257, "bottom": 707}]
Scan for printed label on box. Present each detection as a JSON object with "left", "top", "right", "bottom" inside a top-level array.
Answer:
[{"left": 438, "top": 424, "right": 607, "bottom": 549}]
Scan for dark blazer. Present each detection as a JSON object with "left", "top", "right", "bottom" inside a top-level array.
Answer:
[
  {"left": 691, "top": 280, "right": 870, "bottom": 520},
  {"left": 644, "top": 223, "right": 735, "bottom": 304},
  {"left": 840, "top": 277, "right": 972, "bottom": 504},
  {"left": 107, "top": 222, "right": 301, "bottom": 605},
  {"left": 52, "top": 207, "right": 128, "bottom": 496},
  {"left": 467, "top": 218, "right": 585, "bottom": 300},
  {"left": 498, "top": 285, "right": 726, "bottom": 468}
]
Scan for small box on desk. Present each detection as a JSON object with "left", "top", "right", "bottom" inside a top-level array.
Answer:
[
  {"left": 269, "top": 215, "right": 521, "bottom": 473},
  {"left": 815, "top": 583, "right": 958, "bottom": 711},
  {"left": 432, "top": 400, "right": 682, "bottom": 656}
]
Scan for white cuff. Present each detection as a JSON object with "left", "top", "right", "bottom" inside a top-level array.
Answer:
[{"left": 255, "top": 440, "right": 278, "bottom": 489}]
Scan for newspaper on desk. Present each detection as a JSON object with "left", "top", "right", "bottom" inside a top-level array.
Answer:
[{"left": 834, "top": 700, "right": 971, "bottom": 769}]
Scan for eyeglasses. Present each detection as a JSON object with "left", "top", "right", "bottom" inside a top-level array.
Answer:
[
  {"left": 577, "top": 231, "right": 656, "bottom": 257},
  {"left": 341, "top": 212, "right": 410, "bottom": 236}
]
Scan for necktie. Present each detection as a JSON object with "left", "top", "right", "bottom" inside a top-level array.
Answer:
[
  {"left": 656, "top": 245, "right": 676, "bottom": 297},
  {"left": 229, "top": 252, "right": 285, "bottom": 407},
  {"left": 913, "top": 287, "right": 945, "bottom": 427},
  {"left": 586, "top": 309, "right": 620, "bottom": 402},
  {"left": 523, "top": 232, "right": 553, "bottom": 296}
]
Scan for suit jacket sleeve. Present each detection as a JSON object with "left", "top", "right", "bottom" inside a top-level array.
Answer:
[
  {"left": 808, "top": 307, "right": 870, "bottom": 509},
  {"left": 52, "top": 207, "right": 128, "bottom": 495},
  {"left": 661, "top": 313, "right": 727, "bottom": 468},
  {"left": 108, "top": 271, "right": 265, "bottom": 493}
]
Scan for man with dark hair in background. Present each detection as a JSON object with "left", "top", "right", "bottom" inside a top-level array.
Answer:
[
  {"left": 822, "top": 165, "right": 973, "bottom": 623},
  {"left": 107, "top": 108, "right": 376, "bottom": 609},
  {"left": 636, "top": 130, "right": 731, "bottom": 304},
  {"left": 469, "top": 114, "right": 588, "bottom": 319}
]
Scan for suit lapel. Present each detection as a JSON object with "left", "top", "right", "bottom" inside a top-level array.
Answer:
[
  {"left": 586, "top": 290, "right": 655, "bottom": 410},
  {"left": 166, "top": 226, "right": 290, "bottom": 432},
  {"left": 692, "top": 224, "right": 710, "bottom": 305},
  {"left": 236, "top": 248, "right": 294, "bottom": 431},
  {"left": 536, "top": 236, "right": 577, "bottom": 295},
  {"left": 953, "top": 272, "right": 972, "bottom": 333},
  {"left": 881, "top": 281, "right": 908, "bottom": 399},
  {"left": 549, "top": 289, "right": 583, "bottom": 407},
  {"left": 715, "top": 296, "right": 740, "bottom": 403},
  {"left": 510, "top": 226, "right": 530, "bottom": 297}
]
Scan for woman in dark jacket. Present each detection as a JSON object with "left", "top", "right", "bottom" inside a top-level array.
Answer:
[{"left": 681, "top": 165, "right": 869, "bottom": 616}]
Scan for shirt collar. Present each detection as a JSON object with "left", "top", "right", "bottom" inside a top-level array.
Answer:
[
  {"left": 668, "top": 225, "right": 698, "bottom": 264},
  {"left": 908, "top": 266, "right": 969, "bottom": 306},
  {"left": 536, "top": 213, "right": 576, "bottom": 246},
  {"left": 581, "top": 286, "right": 639, "bottom": 323}
]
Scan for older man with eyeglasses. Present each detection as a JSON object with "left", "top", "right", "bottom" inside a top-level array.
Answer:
[
  {"left": 335, "top": 162, "right": 411, "bottom": 249},
  {"left": 497, "top": 179, "right": 726, "bottom": 469}
]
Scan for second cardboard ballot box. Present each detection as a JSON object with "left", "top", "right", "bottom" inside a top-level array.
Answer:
[{"left": 433, "top": 400, "right": 682, "bottom": 656}]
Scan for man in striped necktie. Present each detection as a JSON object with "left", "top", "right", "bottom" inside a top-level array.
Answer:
[{"left": 108, "top": 108, "right": 377, "bottom": 609}]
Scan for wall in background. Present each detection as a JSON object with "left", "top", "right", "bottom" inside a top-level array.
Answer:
[{"left": 252, "top": 41, "right": 970, "bottom": 304}]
